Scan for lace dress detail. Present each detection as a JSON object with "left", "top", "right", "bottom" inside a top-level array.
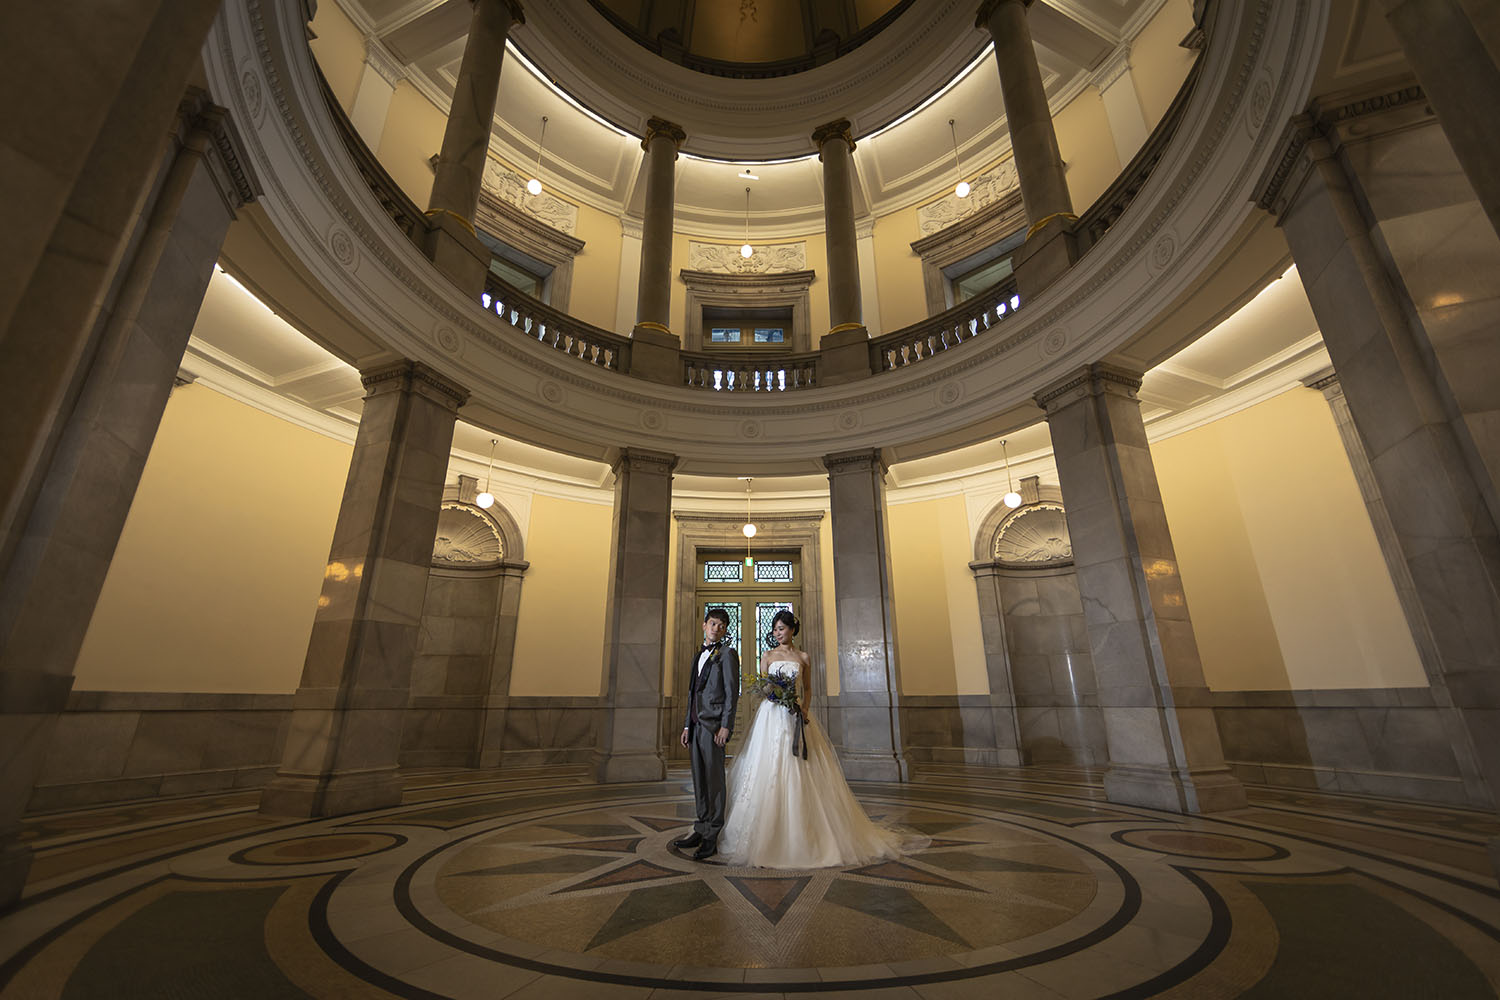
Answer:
[{"left": 718, "top": 660, "right": 909, "bottom": 868}]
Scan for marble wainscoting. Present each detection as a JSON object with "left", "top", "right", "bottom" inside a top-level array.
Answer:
[
  {"left": 898, "top": 695, "right": 1008, "bottom": 766},
  {"left": 29, "top": 692, "right": 293, "bottom": 812},
  {"left": 1212, "top": 688, "right": 1480, "bottom": 807},
  {"left": 488, "top": 697, "right": 601, "bottom": 768}
]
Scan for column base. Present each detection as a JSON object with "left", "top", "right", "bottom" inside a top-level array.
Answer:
[
  {"left": 422, "top": 212, "right": 491, "bottom": 299},
  {"left": 1103, "top": 762, "right": 1247, "bottom": 814},
  {"left": 1013, "top": 217, "right": 1079, "bottom": 300},
  {"left": 257, "top": 767, "right": 405, "bottom": 818},
  {"left": 0, "top": 838, "right": 33, "bottom": 911},
  {"left": 837, "top": 749, "right": 910, "bottom": 783},
  {"left": 593, "top": 750, "right": 666, "bottom": 784},
  {"left": 817, "top": 325, "right": 873, "bottom": 385},
  {"left": 628, "top": 324, "right": 681, "bottom": 385}
]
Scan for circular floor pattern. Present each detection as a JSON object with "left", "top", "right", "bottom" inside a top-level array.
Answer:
[{"left": 1111, "top": 827, "right": 1289, "bottom": 862}]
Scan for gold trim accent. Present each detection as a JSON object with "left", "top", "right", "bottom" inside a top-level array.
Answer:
[
  {"left": 424, "top": 208, "right": 477, "bottom": 237},
  {"left": 827, "top": 322, "right": 866, "bottom": 335},
  {"left": 635, "top": 321, "right": 672, "bottom": 334},
  {"left": 1025, "top": 211, "right": 1079, "bottom": 240}
]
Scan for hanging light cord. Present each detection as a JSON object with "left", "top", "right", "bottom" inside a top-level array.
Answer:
[
  {"left": 949, "top": 119, "right": 969, "bottom": 198},
  {"left": 535, "top": 116, "right": 548, "bottom": 179}
]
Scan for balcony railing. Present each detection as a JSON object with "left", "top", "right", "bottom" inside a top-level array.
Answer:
[
  {"left": 869, "top": 277, "right": 1022, "bottom": 372},
  {"left": 482, "top": 275, "right": 632, "bottom": 372},
  {"left": 682, "top": 350, "right": 820, "bottom": 391}
]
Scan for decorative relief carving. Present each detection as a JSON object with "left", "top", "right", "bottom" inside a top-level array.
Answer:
[
  {"left": 687, "top": 241, "right": 806, "bottom": 274},
  {"left": 329, "top": 226, "right": 356, "bottom": 268},
  {"left": 740, "top": 419, "right": 762, "bottom": 439},
  {"left": 836, "top": 410, "right": 860, "bottom": 431},
  {"left": 1151, "top": 232, "right": 1177, "bottom": 271},
  {"left": 539, "top": 380, "right": 564, "bottom": 404},
  {"left": 995, "top": 504, "right": 1072, "bottom": 565},
  {"left": 480, "top": 159, "right": 578, "bottom": 235},
  {"left": 936, "top": 382, "right": 962, "bottom": 406},
  {"left": 917, "top": 159, "right": 1019, "bottom": 236},
  {"left": 435, "top": 325, "right": 460, "bottom": 355},
  {"left": 433, "top": 503, "right": 503, "bottom": 565},
  {"left": 640, "top": 408, "right": 664, "bottom": 430},
  {"left": 1248, "top": 75, "right": 1273, "bottom": 132},
  {"left": 241, "top": 68, "right": 265, "bottom": 125},
  {"left": 1041, "top": 328, "right": 1068, "bottom": 357}
]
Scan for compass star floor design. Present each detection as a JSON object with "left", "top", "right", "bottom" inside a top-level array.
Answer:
[{"left": 3, "top": 765, "right": 1499, "bottom": 998}]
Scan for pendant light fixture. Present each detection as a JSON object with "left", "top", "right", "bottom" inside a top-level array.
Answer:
[
  {"left": 476, "top": 438, "right": 498, "bottom": 509},
  {"left": 1000, "top": 439, "right": 1022, "bottom": 509},
  {"left": 526, "top": 115, "right": 548, "bottom": 196},
  {"left": 741, "top": 477, "right": 756, "bottom": 567},
  {"left": 949, "top": 119, "right": 970, "bottom": 199},
  {"left": 740, "top": 186, "right": 753, "bottom": 259}
]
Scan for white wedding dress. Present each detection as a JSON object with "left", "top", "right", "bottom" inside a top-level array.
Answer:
[{"left": 718, "top": 660, "right": 908, "bottom": 868}]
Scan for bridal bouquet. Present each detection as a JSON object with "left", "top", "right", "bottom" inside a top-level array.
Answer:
[{"left": 742, "top": 669, "right": 809, "bottom": 760}]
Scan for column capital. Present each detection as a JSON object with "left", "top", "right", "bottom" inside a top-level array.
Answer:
[
  {"left": 1300, "top": 366, "right": 1343, "bottom": 395},
  {"left": 359, "top": 360, "right": 471, "bottom": 410},
  {"left": 822, "top": 447, "right": 887, "bottom": 477},
  {"left": 362, "top": 34, "right": 407, "bottom": 87},
  {"left": 612, "top": 447, "right": 679, "bottom": 477},
  {"left": 811, "top": 118, "right": 856, "bottom": 158},
  {"left": 1090, "top": 44, "right": 1132, "bottom": 92},
  {"left": 975, "top": 0, "right": 1035, "bottom": 30},
  {"left": 1033, "top": 362, "right": 1143, "bottom": 414},
  {"left": 641, "top": 117, "right": 687, "bottom": 153},
  {"left": 174, "top": 88, "right": 260, "bottom": 213}
]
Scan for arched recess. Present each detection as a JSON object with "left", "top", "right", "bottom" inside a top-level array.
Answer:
[
  {"left": 970, "top": 479, "right": 1106, "bottom": 767},
  {"left": 402, "top": 477, "right": 529, "bottom": 768}
]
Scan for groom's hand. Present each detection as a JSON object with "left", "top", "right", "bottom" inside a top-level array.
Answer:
[
  {"left": 680, "top": 727, "right": 690, "bottom": 747},
  {"left": 714, "top": 727, "right": 730, "bottom": 747}
]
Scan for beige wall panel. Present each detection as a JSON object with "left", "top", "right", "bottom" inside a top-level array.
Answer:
[
  {"left": 820, "top": 515, "right": 839, "bottom": 695},
  {"left": 570, "top": 200, "right": 623, "bottom": 330},
  {"left": 376, "top": 82, "right": 447, "bottom": 210},
  {"left": 1154, "top": 388, "right": 1427, "bottom": 690},
  {"left": 1054, "top": 88, "right": 1122, "bottom": 213},
  {"left": 75, "top": 388, "right": 349, "bottom": 693},
  {"left": 1151, "top": 420, "right": 1289, "bottom": 690},
  {"left": 938, "top": 496, "right": 988, "bottom": 694},
  {"left": 1128, "top": 0, "right": 1198, "bottom": 129},
  {"left": 888, "top": 496, "right": 959, "bottom": 695},
  {"left": 872, "top": 203, "right": 926, "bottom": 331},
  {"left": 509, "top": 493, "right": 613, "bottom": 695},
  {"left": 308, "top": 0, "right": 366, "bottom": 112},
  {"left": 805, "top": 236, "right": 831, "bottom": 343}
]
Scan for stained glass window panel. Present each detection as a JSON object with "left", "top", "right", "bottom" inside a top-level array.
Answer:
[
  {"left": 703, "top": 561, "right": 743, "bottom": 583},
  {"left": 704, "top": 602, "right": 741, "bottom": 643},
  {"left": 709, "top": 328, "right": 741, "bottom": 343},
  {"left": 752, "top": 328, "right": 785, "bottom": 343},
  {"left": 753, "top": 560, "right": 793, "bottom": 583},
  {"left": 756, "top": 602, "right": 794, "bottom": 652}
]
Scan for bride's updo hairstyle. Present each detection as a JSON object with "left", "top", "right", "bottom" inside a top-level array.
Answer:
[{"left": 765, "top": 609, "right": 801, "bottom": 650}]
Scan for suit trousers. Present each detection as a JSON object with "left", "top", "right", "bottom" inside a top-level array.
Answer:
[{"left": 689, "top": 722, "right": 728, "bottom": 841}]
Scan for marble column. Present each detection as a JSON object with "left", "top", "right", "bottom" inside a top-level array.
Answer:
[
  {"left": 477, "top": 559, "right": 530, "bottom": 767},
  {"left": 594, "top": 448, "right": 678, "bottom": 782},
  {"left": 1378, "top": 0, "right": 1500, "bottom": 237},
  {"left": 630, "top": 119, "right": 687, "bottom": 384},
  {"left": 1306, "top": 371, "right": 1492, "bottom": 807},
  {"left": 0, "top": 90, "right": 257, "bottom": 910},
  {"left": 1255, "top": 87, "right": 1500, "bottom": 824},
  {"left": 813, "top": 119, "right": 874, "bottom": 385},
  {"left": 1036, "top": 364, "right": 1246, "bottom": 813},
  {"left": 968, "top": 562, "right": 1024, "bottom": 766},
  {"left": 260, "top": 361, "right": 469, "bottom": 817},
  {"left": 423, "top": 0, "right": 525, "bottom": 297},
  {"left": 823, "top": 449, "right": 909, "bottom": 781},
  {"left": 976, "top": 0, "right": 1078, "bottom": 293}
]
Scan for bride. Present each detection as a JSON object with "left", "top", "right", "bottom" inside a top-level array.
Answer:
[{"left": 718, "top": 610, "right": 909, "bottom": 868}]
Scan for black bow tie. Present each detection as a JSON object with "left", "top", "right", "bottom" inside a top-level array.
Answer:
[{"left": 701, "top": 642, "right": 717, "bottom": 652}]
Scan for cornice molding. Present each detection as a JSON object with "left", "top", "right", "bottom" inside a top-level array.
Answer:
[
  {"left": 362, "top": 34, "right": 406, "bottom": 87},
  {"left": 1091, "top": 45, "right": 1133, "bottom": 92},
  {"left": 822, "top": 448, "right": 888, "bottom": 476},
  {"left": 1033, "top": 362, "right": 1143, "bottom": 413}
]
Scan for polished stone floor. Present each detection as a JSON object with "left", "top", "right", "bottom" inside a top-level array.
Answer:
[{"left": 2, "top": 764, "right": 1498, "bottom": 998}]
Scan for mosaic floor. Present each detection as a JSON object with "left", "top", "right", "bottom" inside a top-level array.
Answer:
[{"left": 3, "top": 765, "right": 1499, "bottom": 998}]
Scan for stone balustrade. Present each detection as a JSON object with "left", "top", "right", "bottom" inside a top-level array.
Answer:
[
  {"left": 871, "top": 278, "right": 1022, "bottom": 371},
  {"left": 482, "top": 274, "right": 632, "bottom": 372},
  {"left": 682, "top": 350, "right": 820, "bottom": 391}
]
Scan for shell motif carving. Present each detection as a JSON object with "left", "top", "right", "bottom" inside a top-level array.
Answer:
[
  {"left": 687, "top": 241, "right": 807, "bottom": 274},
  {"left": 917, "top": 160, "right": 1020, "bottom": 236},
  {"left": 432, "top": 504, "right": 503, "bottom": 566},
  {"left": 480, "top": 159, "right": 579, "bottom": 234},
  {"left": 994, "top": 504, "right": 1072, "bottom": 565}
]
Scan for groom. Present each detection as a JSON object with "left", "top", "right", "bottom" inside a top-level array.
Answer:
[{"left": 674, "top": 607, "right": 739, "bottom": 861}]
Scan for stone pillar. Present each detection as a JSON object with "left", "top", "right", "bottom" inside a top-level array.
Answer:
[
  {"left": 594, "top": 448, "right": 678, "bottom": 782},
  {"left": 260, "top": 361, "right": 469, "bottom": 817},
  {"left": 1093, "top": 47, "right": 1150, "bottom": 168},
  {"left": 0, "top": 90, "right": 256, "bottom": 910},
  {"left": 1306, "top": 371, "right": 1492, "bottom": 807},
  {"left": 614, "top": 216, "right": 644, "bottom": 336},
  {"left": 349, "top": 37, "right": 406, "bottom": 150},
  {"left": 630, "top": 119, "right": 687, "bottom": 384},
  {"left": 477, "top": 559, "right": 529, "bottom": 768},
  {"left": 968, "top": 562, "right": 1024, "bottom": 766},
  {"left": 855, "top": 217, "right": 882, "bottom": 337},
  {"left": 1255, "top": 87, "right": 1500, "bottom": 826},
  {"left": 976, "top": 0, "right": 1078, "bottom": 293},
  {"left": 813, "top": 119, "right": 875, "bottom": 385},
  {"left": 423, "top": 0, "right": 525, "bottom": 297},
  {"left": 1036, "top": 364, "right": 1246, "bottom": 813},
  {"left": 823, "top": 449, "right": 909, "bottom": 781},
  {"left": 1377, "top": 0, "right": 1500, "bottom": 237}
]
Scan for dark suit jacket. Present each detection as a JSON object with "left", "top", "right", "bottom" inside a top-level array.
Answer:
[{"left": 685, "top": 643, "right": 740, "bottom": 735}]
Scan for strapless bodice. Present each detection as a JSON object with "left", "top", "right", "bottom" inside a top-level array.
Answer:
[{"left": 768, "top": 660, "right": 800, "bottom": 678}]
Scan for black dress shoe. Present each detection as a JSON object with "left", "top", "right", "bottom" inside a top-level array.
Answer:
[
  {"left": 673, "top": 832, "right": 703, "bottom": 849},
  {"left": 692, "top": 840, "right": 717, "bottom": 861}
]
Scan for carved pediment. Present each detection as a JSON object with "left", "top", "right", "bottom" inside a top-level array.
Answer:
[{"left": 994, "top": 503, "right": 1072, "bottom": 566}]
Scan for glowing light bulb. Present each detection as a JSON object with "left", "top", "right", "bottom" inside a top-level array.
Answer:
[
  {"left": 1003, "top": 491, "right": 1022, "bottom": 509},
  {"left": 740, "top": 243, "right": 753, "bottom": 258},
  {"left": 476, "top": 492, "right": 495, "bottom": 509},
  {"left": 955, "top": 180, "right": 971, "bottom": 198},
  {"left": 526, "top": 178, "right": 542, "bottom": 195},
  {"left": 742, "top": 522, "right": 757, "bottom": 538}
]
